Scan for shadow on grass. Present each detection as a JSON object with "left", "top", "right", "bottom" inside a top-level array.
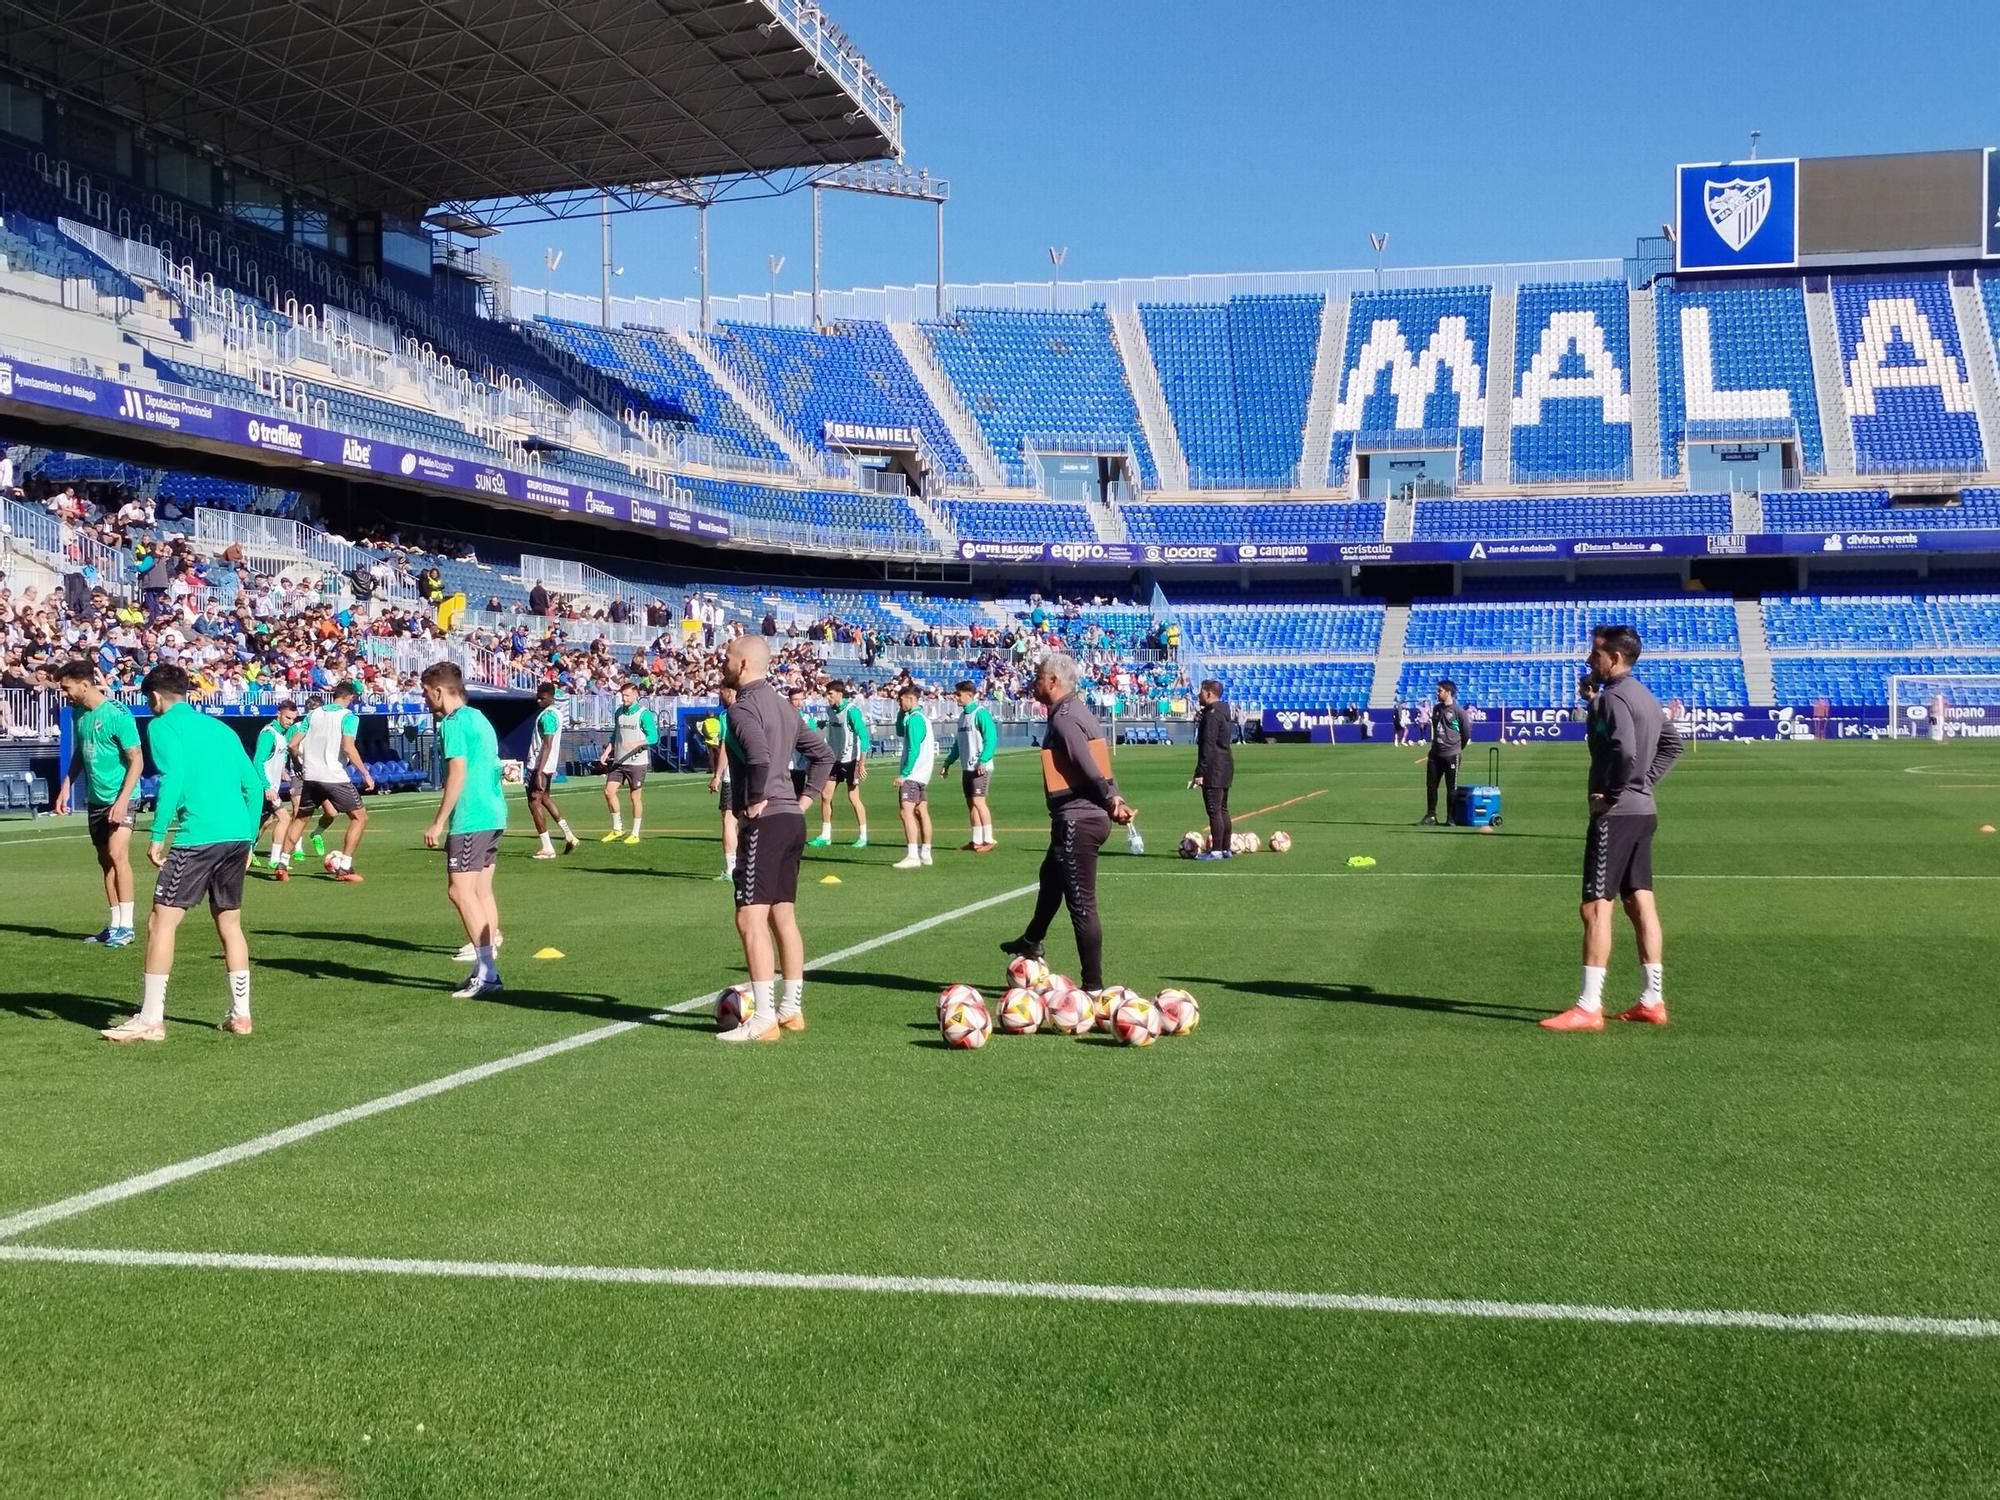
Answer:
[
  {"left": 1170, "top": 974, "right": 1545, "bottom": 1024},
  {"left": 809, "top": 968, "right": 942, "bottom": 996},
  {"left": 0, "top": 993, "right": 209, "bottom": 1030},
  {"left": 577, "top": 865, "right": 726, "bottom": 882},
  {"left": 256, "top": 927, "right": 454, "bottom": 955},
  {"left": 0, "top": 921, "right": 83, "bottom": 941}
]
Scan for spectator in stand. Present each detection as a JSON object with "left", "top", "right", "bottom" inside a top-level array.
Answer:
[{"left": 529, "top": 579, "right": 551, "bottom": 617}]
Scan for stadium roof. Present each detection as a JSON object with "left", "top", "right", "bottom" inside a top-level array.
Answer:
[{"left": 0, "top": 0, "right": 902, "bottom": 219}]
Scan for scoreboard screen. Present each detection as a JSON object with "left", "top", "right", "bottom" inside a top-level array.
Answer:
[{"left": 1799, "top": 150, "right": 1986, "bottom": 256}]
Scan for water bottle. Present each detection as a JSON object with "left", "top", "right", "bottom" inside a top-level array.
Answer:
[{"left": 1124, "top": 816, "right": 1144, "bottom": 856}]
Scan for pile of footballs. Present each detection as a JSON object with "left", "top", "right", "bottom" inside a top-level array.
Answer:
[
  {"left": 1178, "top": 828, "right": 1292, "bottom": 858},
  {"left": 936, "top": 956, "right": 1201, "bottom": 1050}
]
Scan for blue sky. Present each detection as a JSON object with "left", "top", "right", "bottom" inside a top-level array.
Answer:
[{"left": 507, "top": 0, "right": 2000, "bottom": 307}]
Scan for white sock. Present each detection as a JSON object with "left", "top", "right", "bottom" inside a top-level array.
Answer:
[
  {"left": 118, "top": 902, "right": 135, "bottom": 929},
  {"left": 820, "top": 819, "right": 832, "bottom": 839},
  {"left": 227, "top": 968, "right": 250, "bottom": 1019},
  {"left": 856, "top": 824, "right": 867, "bottom": 839},
  {"left": 1641, "top": 963, "right": 1663, "bottom": 1003},
  {"left": 724, "top": 853, "right": 736, "bottom": 875},
  {"left": 751, "top": 978, "right": 776, "bottom": 1025},
  {"left": 475, "top": 944, "right": 497, "bottom": 980},
  {"left": 1578, "top": 965, "right": 1607, "bottom": 1014},
  {"left": 981, "top": 824, "right": 994, "bottom": 844},
  {"left": 611, "top": 814, "right": 624, "bottom": 833},
  {"left": 630, "top": 819, "right": 642, "bottom": 836},
  {"left": 557, "top": 819, "right": 573, "bottom": 839},
  {"left": 539, "top": 831, "right": 553, "bottom": 853},
  {"left": 921, "top": 843, "right": 931, "bottom": 859},
  {"left": 906, "top": 843, "right": 918, "bottom": 860},
  {"left": 779, "top": 978, "right": 804, "bottom": 1017},
  {"left": 138, "top": 971, "right": 168, "bottom": 1026}
]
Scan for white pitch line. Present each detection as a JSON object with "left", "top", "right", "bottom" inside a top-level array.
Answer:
[
  {"left": 0, "top": 882, "right": 1038, "bottom": 1243},
  {"left": 0, "top": 1244, "right": 1991, "bottom": 1340},
  {"left": 1114, "top": 871, "right": 2000, "bottom": 881}
]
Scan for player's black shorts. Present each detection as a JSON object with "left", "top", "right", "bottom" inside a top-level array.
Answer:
[
  {"left": 831, "top": 761, "right": 859, "bottom": 787},
  {"left": 304, "top": 778, "right": 362, "bottom": 815},
  {"left": 733, "top": 812, "right": 805, "bottom": 908},
  {"left": 154, "top": 840, "right": 251, "bottom": 912},
  {"left": 526, "top": 770, "right": 554, "bottom": 797},
  {"left": 1582, "top": 814, "right": 1657, "bottom": 901},
  {"left": 445, "top": 829, "right": 501, "bottom": 874},
  {"left": 605, "top": 763, "right": 647, "bottom": 789},
  {"left": 87, "top": 803, "right": 135, "bottom": 852},
  {"left": 962, "top": 768, "right": 991, "bottom": 800},
  {"left": 899, "top": 778, "right": 927, "bottom": 806},
  {"left": 718, "top": 782, "right": 733, "bottom": 814},
  {"left": 790, "top": 767, "right": 809, "bottom": 798}
]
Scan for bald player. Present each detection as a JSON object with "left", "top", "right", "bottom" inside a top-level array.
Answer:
[{"left": 716, "top": 636, "right": 831, "bottom": 1043}]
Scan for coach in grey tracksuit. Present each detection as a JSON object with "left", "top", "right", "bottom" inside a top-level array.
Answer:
[
  {"left": 1192, "top": 679, "right": 1235, "bottom": 854},
  {"left": 1542, "top": 623, "right": 1685, "bottom": 1029},
  {"left": 1421, "top": 679, "right": 1473, "bottom": 824},
  {"left": 1000, "top": 653, "right": 1135, "bottom": 992}
]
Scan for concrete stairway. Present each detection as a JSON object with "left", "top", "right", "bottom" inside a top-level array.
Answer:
[
  {"left": 1367, "top": 603, "right": 1411, "bottom": 708},
  {"left": 886, "top": 321, "right": 1008, "bottom": 488},
  {"left": 1108, "top": 305, "right": 1187, "bottom": 492},
  {"left": 1949, "top": 277, "right": 2000, "bottom": 468},
  {"left": 1803, "top": 283, "right": 1858, "bottom": 477},
  {"left": 1480, "top": 287, "right": 1516, "bottom": 482},
  {"left": 1734, "top": 597, "right": 1775, "bottom": 705},
  {"left": 1628, "top": 284, "right": 1663, "bottom": 481},
  {"left": 1297, "top": 295, "right": 1349, "bottom": 488}
]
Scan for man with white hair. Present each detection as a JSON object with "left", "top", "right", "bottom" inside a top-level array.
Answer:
[
  {"left": 1000, "top": 652, "right": 1136, "bottom": 994},
  {"left": 717, "top": 634, "right": 831, "bottom": 1042}
]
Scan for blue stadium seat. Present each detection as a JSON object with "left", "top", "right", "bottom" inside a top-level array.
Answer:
[
  {"left": 1122, "top": 502, "right": 1383, "bottom": 543},
  {"left": 1509, "top": 281, "right": 1633, "bottom": 482},
  {"left": 1328, "top": 286, "right": 1491, "bottom": 485},
  {"left": 1832, "top": 273, "right": 1985, "bottom": 473},
  {"left": 1655, "top": 280, "right": 1824, "bottom": 478},
  {"left": 1411, "top": 494, "right": 1731, "bottom": 539},
  {"left": 1138, "top": 295, "right": 1321, "bottom": 487}
]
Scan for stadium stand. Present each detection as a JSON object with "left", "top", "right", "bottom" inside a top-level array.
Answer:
[
  {"left": 1122, "top": 502, "right": 1383, "bottom": 543},
  {"left": 1760, "top": 488, "right": 2000, "bottom": 531},
  {"left": 1832, "top": 272, "right": 1985, "bottom": 473},
  {"left": 933, "top": 496, "right": 1097, "bottom": 541},
  {"left": 1210, "top": 661, "right": 1377, "bottom": 710},
  {"left": 1327, "top": 286, "right": 1491, "bottom": 485},
  {"left": 1763, "top": 591, "right": 2000, "bottom": 651},
  {"left": 1508, "top": 280, "right": 1633, "bottom": 482},
  {"left": 533, "top": 319, "right": 785, "bottom": 463},
  {"left": 919, "top": 308, "right": 1159, "bottom": 487},
  {"left": 1137, "top": 295, "right": 1321, "bottom": 487},
  {"left": 1175, "top": 603, "right": 1384, "bottom": 657},
  {"left": 702, "top": 320, "right": 967, "bottom": 475},
  {"left": 1770, "top": 655, "right": 2000, "bottom": 705},
  {"left": 1395, "top": 657, "right": 1747, "bottom": 707},
  {"left": 1411, "top": 493, "right": 1732, "bottom": 539},
  {"left": 1404, "top": 596, "right": 1738, "bottom": 656},
  {"left": 1654, "top": 279, "right": 1824, "bottom": 478}
]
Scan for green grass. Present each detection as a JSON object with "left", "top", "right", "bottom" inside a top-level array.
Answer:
[{"left": 2, "top": 740, "right": 1998, "bottom": 1498}]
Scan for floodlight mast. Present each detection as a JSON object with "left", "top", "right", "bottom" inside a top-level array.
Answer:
[{"left": 806, "top": 161, "right": 950, "bottom": 327}]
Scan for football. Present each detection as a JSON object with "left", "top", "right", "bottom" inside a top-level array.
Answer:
[
  {"left": 1153, "top": 988, "right": 1201, "bottom": 1035},
  {"left": 1268, "top": 830, "right": 1292, "bottom": 853},
  {"left": 1178, "top": 830, "right": 1205, "bottom": 859},
  {"left": 938, "top": 982, "right": 983, "bottom": 1019},
  {"left": 1111, "top": 994, "right": 1157, "bottom": 1047},
  {"left": 1242, "top": 831, "right": 1261, "bottom": 854},
  {"left": 1092, "top": 985, "right": 1140, "bottom": 1033},
  {"left": 1040, "top": 971, "right": 1077, "bottom": 999},
  {"left": 1006, "top": 954, "right": 1051, "bottom": 991},
  {"left": 1045, "top": 987, "right": 1093, "bottom": 1035},
  {"left": 940, "top": 996, "right": 991, "bottom": 1049},
  {"left": 715, "top": 983, "right": 754, "bottom": 1029},
  {"left": 997, "top": 986, "right": 1046, "bottom": 1035}
]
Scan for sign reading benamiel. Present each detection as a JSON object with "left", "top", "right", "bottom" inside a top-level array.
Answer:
[{"left": 1676, "top": 159, "right": 1800, "bottom": 271}]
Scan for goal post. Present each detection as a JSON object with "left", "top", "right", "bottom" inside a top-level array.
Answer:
[{"left": 1886, "top": 674, "right": 2000, "bottom": 740}]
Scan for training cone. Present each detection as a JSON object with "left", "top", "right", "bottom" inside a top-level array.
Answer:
[
  {"left": 1346, "top": 855, "right": 1377, "bottom": 868},
  {"left": 533, "top": 946, "right": 565, "bottom": 959},
  {"left": 1982, "top": 824, "right": 1996, "bottom": 834},
  {"left": 819, "top": 874, "right": 842, "bottom": 884}
]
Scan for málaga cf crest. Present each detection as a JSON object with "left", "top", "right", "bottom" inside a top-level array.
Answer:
[{"left": 1704, "top": 177, "right": 1772, "bottom": 253}]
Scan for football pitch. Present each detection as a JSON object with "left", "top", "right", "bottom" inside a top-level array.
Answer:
[{"left": 2, "top": 739, "right": 1996, "bottom": 1499}]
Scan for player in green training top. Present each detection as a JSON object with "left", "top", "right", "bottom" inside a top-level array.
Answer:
[
  {"left": 810, "top": 679, "right": 870, "bottom": 848},
  {"left": 525, "top": 682, "right": 578, "bottom": 859},
  {"left": 938, "top": 679, "right": 999, "bottom": 852},
  {"left": 250, "top": 701, "right": 302, "bottom": 881},
  {"left": 102, "top": 663, "right": 265, "bottom": 1043},
  {"left": 421, "top": 660, "right": 508, "bottom": 1000},
  {"left": 53, "top": 660, "right": 144, "bottom": 947},
  {"left": 891, "top": 683, "right": 935, "bottom": 870},
  {"left": 597, "top": 681, "right": 656, "bottom": 844}
]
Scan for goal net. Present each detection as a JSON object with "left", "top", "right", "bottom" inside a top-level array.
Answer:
[{"left": 1886, "top": 674, "right": 2000, "bottom": 740}]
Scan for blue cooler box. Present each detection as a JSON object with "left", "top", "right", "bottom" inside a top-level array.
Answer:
[{"left": 1450, "top": 784, "right": 1501, "bottom": 827}]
